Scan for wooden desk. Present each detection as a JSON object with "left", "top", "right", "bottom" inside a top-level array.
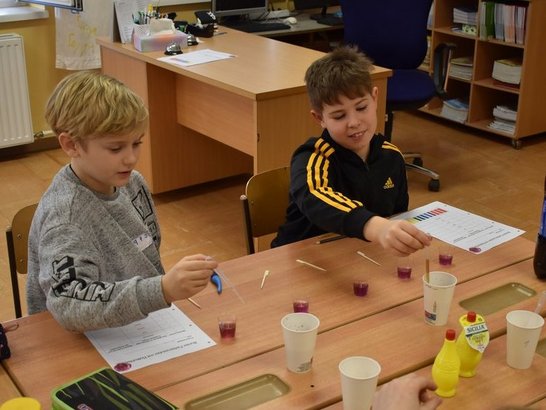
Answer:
[
  {"left": 0, "top": 365, "right": 20, "bottom": 404},
  {"left": 157, "top": 258, "right": 546, "bottom": 409},
  {"left": 1, "top": 236, "right": 535, "bottom": 408},
  {"left": 97, "top": 31, "right": 390, "bottom": 193},
  {"left": 412, "top": 334, "right": 546, "bottom": 410}
]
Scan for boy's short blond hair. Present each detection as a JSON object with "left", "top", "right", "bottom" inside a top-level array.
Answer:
[
  {"left": 305, "top": 46, "right": 374, "bottom": 113},
  {"left": 45, "top": 71, "right": 148, "bottom": 143}
]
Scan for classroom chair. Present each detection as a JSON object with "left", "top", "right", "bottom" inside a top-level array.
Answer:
[
  {"left": 340, "top": 0, "right": 454, "bottom": 192},
  {"left": 240, "top": 167, "right": 290, "bottom": 254},
  {"left": 5, "top": 203, "right": 37, "bottom": 318}
]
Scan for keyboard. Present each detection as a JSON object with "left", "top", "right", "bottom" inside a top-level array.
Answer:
[{"left": 226, "top": 21, "right": 291, "bottom": 33}]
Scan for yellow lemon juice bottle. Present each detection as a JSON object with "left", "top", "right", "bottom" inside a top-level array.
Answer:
[{"left": 432, "top": 328, "right": 460, "bottom": 398}]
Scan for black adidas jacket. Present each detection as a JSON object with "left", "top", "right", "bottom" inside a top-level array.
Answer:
[{"left": 272, "top": 130, "right": 408, "bottom": 247}]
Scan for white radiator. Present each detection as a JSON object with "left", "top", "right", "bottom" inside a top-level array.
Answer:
[{"left": 0, "top": 33, "right": 34, "bottom": 148}]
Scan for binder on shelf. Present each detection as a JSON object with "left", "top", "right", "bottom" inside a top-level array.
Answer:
[
  {"left": 479, "top": 1, "right": 495, "bottom": 40},
  {"left": 515, "top": 4, "right": 527, "bottom": 45},
  {"left": 494, "top": 2, "right": 504, "bottom": 41},
  {"left": 503, "top": 4, "right": 516, "bottom": 43}
]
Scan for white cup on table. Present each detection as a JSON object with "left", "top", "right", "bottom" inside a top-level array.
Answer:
[
  {"left": 281, "top": 312, "right": 320, "bottom": 373},
  {"left": 506, "top": 310, "right": 544, "bottom": 369},
  {"left": 338, "top": 356, "right": 381, "bottom": 410},
  {"left": 422, "top": 271, "right": 457, "bottom": 326}
]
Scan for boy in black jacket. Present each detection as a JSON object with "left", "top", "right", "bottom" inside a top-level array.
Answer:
[{"left": 272, "top": 46, "right": 431, "bottom": 256}]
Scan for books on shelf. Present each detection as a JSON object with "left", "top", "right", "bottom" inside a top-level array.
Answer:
[
  {"left": 493, "top": 104, "right": 517, "bottom": 122},
  {"left": 422, "top": 35, "right": 432, "bottom": 68},
  {"left": 452, "top": 5, "right": 477, "bottom": 36},
  {"left": 483, "top": 1, "right": 527, "bottom": 44},
  {"left": 440, "top": 98, "right": 469, "bottom": 124},
  {"left": 492, "top": 58, "right": 522, "bottom": 86},
  {"left": 489, "top": 104, "right": 517, "bottom": 135},
  {"left": 453, "top": 6, "right": 477, "bottom": 25},
  {"left": 479, "top": 1, "right": 495, "bottom": 40},
  {"left": 489, "top": 118, "right": 516, "bottom": 134},
  {"left": 449, "top": 56, "right": 473, "bottom": 81}
]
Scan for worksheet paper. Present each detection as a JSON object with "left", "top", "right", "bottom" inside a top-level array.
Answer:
[
  {"left": 392, "top": 201, "right": 524, "bottom": 254},
  {"left": 85, "top": 305, "right": 215, "bottom": 373},
  {"left": 158, "top": 49, "right": 235, "bottom": 67}
]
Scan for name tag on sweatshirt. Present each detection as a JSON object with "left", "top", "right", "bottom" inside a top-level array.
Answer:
[{"left": 133, "top": 233, "right": 153, "bottom": 251}]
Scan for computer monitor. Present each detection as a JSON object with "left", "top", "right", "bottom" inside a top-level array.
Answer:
[
  {"left": 212, "top": 0, "right": 268, "bottom": 20},
  {"left": 293, "top": 0, "right": 340, "bottom": 21}
]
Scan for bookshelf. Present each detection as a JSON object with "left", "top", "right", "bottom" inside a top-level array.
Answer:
[{"left": 423, "top": 0, "right": 546, "bottom": 148}]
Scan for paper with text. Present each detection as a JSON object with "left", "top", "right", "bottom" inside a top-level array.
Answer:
[
  {"left": 86, "top": 305, "right": 215, "bottom": 373},
  {"left": 158, "top": 49, "right": 235, "bottom": 67},
  {"left": 392, "top": 201, "right": 524, "bottom": 254}
]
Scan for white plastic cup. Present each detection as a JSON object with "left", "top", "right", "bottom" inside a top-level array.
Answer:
[
  {"left": 339, "top": 356, "right": 381, "bottom": 410},
  {"left": 506, "top": 310, "right": 545, "bottom": 369},
  {"left": 422, "top": 271, "right": 458, "bottom": 326},
  {"left": 281, "top": 312, "right": 320, "bottom": 373}
]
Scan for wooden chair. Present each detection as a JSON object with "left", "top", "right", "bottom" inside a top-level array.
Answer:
[
  {"left": 6, "top": 203, "right": 37, "bottom": 318},
  {"left": 240, "top": 167, "right": 290, "bottom": 254}
]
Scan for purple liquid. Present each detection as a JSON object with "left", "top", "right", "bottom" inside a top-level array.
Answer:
[
  {"left": 353, "top": 282, "right": 369, "bottom": 297},
  {"left": 439, "top": 254, "right": 453, "bottom": 266},
  {"left": 219, "top": 322, "right": 236, "bottom": 338},
  {"left": 397, "top": 266, "right": 412, "bottom": 279},
  {"left": 293, "top": 300, "right": 309, "bottom": 313}
]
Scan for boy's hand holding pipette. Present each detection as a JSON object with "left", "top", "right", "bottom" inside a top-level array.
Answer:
[
  {"left": 364, "top": 217, "right": 432, "bottom": 256},
  {"left": 161, "top": 254, "right": 218, "bottom": 304}
]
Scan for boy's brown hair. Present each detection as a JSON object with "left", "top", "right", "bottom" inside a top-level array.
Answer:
[
  {"left": 304, "top": 46, "right": 374, "bottom": 113},
  {"left": 45, "top": 71, "right": 148, "bottom": 143}
]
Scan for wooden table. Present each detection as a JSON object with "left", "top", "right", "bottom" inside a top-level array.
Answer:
[
  {"left": 157, "top": 258, "right": 546, "bottom": 409},
  {"left": 97, "top": 31, "right": 391, "bottom": 193},
  {"left": 0, "top": 236, "right": 537, "bottom": 408}
]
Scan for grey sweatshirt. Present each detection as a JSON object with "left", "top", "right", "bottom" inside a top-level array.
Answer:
[{"left": 26, "top": 165, "right": 169, "bottom": 332}]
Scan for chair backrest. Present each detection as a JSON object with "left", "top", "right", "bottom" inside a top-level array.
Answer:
[
  {"left": 240, "top": 167, "right": 290, "bottom": 254},
  {"left": 340, "top": 0, "right": 433, "bottom": 70},
  {"left": 6, "top": 203, "right": 38, "bottom": 318}
]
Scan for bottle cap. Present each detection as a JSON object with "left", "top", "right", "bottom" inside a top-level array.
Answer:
[
  {"left": 446, "top": 329, "right": 456, "bottom": 340},
  {"left": 467, "top": 311, "right": 477, "bottom": 322}
]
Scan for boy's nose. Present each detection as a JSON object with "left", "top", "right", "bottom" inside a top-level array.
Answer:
[{"left": 124, "top": 149, "right": 138, "bottom": 165}]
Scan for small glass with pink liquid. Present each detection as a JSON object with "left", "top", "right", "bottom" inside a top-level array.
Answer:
[
  {"left": 218, "top": 314, "right": 236, "bottom": 340},
  {"left": 353, "top": 281, "right": 369, "bottom": 297},
  {"left": 397, "top": 256, "right": 413, "bottom": 280},
  {"left": 293, "top": 299, "right": 310, "bottom": 313}
]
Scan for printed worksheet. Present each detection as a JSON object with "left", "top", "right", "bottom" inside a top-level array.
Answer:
[
  {"left": 392, "top": 201, "right": 524, "bottom": 254},
  {"left": 158, "top": 49, "right": 235, "bottom": 67},
  {"left": 86, "top": 305, "right": 215, "bottom": 373}
]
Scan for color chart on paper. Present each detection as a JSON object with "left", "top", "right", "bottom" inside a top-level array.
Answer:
[{"left": 392, "top": 201, "right": 524, "bottom": 254}]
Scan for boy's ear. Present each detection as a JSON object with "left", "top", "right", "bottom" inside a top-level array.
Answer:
[
  {"left": 58, "top": 132, "right": 80, "bottom": 158},
  {"left": 310, "top": 110, "right": 324, "bottom": 127}
]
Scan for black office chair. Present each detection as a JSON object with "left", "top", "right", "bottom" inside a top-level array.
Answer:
[{"left": 340, "top": 0, "right": 453, "bottom": 192}]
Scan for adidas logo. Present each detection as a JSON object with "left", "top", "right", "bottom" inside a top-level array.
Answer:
[{"left": 383, "top": 177, "right": 394, "bottom": 189}]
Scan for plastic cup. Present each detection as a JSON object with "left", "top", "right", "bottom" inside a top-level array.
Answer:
[
  {"left": 506, "top": 310, "right": 545, "bottom": 369},
  {"left": 422, "top": 271, "right": 457, "bottom": 326},
  {"left": 353, "top": 281, "right": 369, "bottom": 297},
  {"left": 397, "top": 256, "right": 413, "bottom": 279},
  {"left": 281, "top": 312, "right": 320, "bottom": 373},
  {"left": 293, "top": 299, "right": 309, "bottom": 313},
  {"left": 439, "top": 245, "right": 454, "bottom": 266},
  {"left": 339, "top": 356, "right": 381, "bottom": 410},
  {"left": 218, "top": 314, "right": 236, "bottom": 339}
]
